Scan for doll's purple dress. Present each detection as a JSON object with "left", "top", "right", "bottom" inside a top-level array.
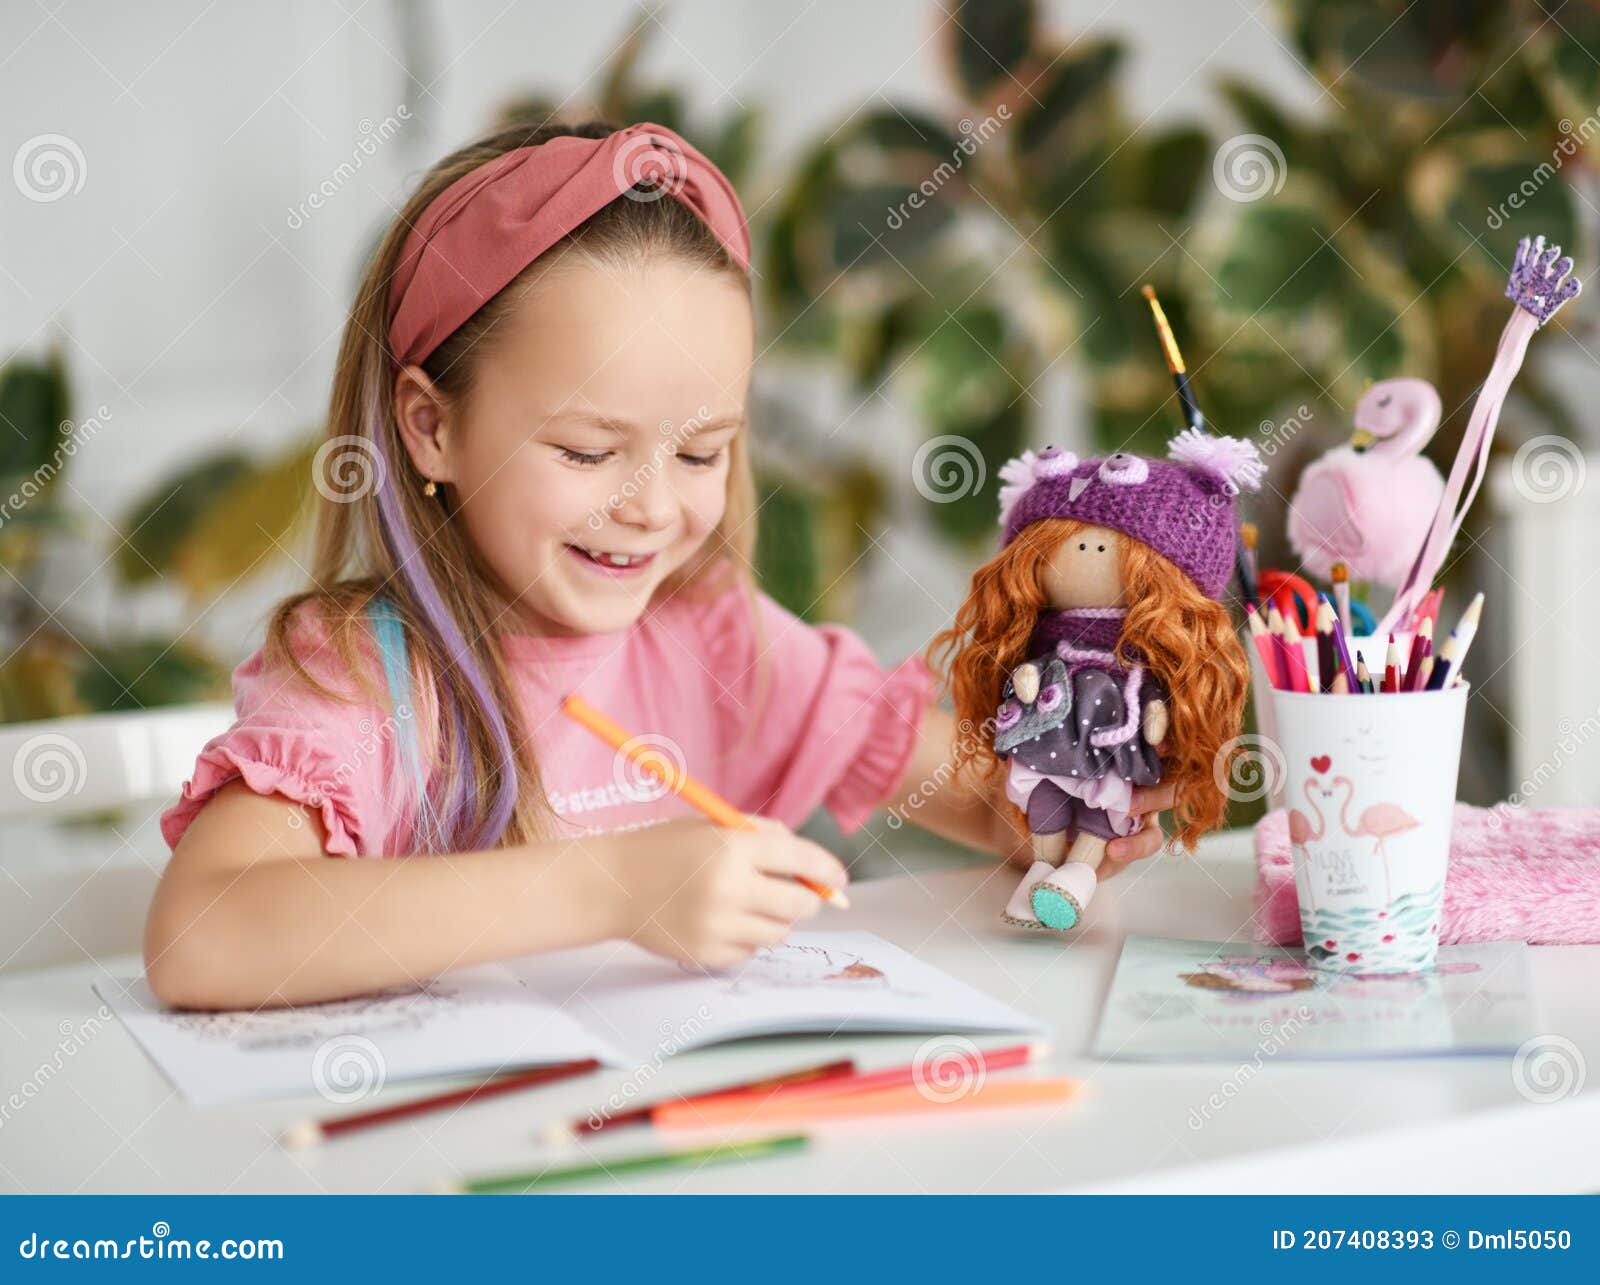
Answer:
[{"left": 993, "top": 609, "right": 1163, "bottom": 841}]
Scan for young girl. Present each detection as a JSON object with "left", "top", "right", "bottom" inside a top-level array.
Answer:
[{"left": 144, "top": 120, "right": 1174, "bottom": 1010}]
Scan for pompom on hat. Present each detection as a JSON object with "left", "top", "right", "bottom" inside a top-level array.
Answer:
[{"left": 997, "top": 428, "right": 1265, "bottom": 600}]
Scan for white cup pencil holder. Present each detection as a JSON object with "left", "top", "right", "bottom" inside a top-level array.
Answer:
[{"left": 1265, "top": 682, "right": 1468, "bottom": 975}]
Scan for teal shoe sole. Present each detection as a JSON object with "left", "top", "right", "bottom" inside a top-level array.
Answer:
[{"left": 1031, "top": 886, "right": 1080, "bottom": 932}]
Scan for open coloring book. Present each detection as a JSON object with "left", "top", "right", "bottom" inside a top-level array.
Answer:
[{"left": 96, "top": 932, "right": 1045, "bottom": 1104}]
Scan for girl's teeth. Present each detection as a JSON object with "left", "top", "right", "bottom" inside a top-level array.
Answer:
[{"left": 580, "top": 547, "right": 643, "bottom": 566}]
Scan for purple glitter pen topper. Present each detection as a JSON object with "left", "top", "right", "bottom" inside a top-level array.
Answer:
[{"left": 1506, "top": 233, "right": 1582, "bottom": 326}]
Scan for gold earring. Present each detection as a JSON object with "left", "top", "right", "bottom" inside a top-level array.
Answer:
[{"left": 422, "top": 479, "right": 438, "bottom": 498}]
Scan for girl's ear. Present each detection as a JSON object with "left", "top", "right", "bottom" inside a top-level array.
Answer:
[{"left": 392, "top": 364, "right": 456, "bottom": 485}]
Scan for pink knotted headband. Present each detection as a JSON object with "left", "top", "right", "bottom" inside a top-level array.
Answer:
[{"left": 386, "top": 122, "right": 752, "bottom": 368}]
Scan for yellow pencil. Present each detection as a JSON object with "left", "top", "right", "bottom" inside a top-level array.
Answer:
[{"left": 560, "top": 693, "right": 849, "bottom": 908}]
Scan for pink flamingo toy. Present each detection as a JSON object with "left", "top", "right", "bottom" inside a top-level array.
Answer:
[
  {"left": 1331, "top": 775, "right": 1422, "bottom": 903},
  {"left": 1286, "top": 378, "right": 1446, "bottom": 590}
]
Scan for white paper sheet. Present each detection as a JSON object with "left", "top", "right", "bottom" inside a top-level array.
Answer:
[
  {"left": 98, "top": 932, "right": 1045, "bottom": 1104},
  {"left": 94, "top": 965, "right": 619, "bottom": 1106}
]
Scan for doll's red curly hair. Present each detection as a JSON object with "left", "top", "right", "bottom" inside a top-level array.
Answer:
[{"left": 927, "top": 518, "right": 1249, "bottom": 851}]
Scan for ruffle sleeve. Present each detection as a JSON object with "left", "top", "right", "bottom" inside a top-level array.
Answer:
[
  {"left": 158, "top": 607, "right": 406, "bottom": 858},
  {"left": 695, "top": 583, "right": 938, "bottom": 833}
]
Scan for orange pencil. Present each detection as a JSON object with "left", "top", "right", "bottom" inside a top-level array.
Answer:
[
  {"left": 560, "top": 693, "right": 849, "bottom": 908},
  {"left": 652, "top": 1076, "right": 1079, "bottom": 1130}
]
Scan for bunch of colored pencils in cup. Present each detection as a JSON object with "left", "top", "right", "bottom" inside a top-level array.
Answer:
[{"left": 1247, "top": 591, "right": 1483, "bottom": 695}]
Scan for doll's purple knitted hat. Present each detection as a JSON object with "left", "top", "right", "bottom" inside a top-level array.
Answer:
[{"left": 997, "top": 428, "right": 1266, "bottom": 600}]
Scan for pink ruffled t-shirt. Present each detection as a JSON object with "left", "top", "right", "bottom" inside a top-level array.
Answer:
[{"left": 159, "top": 579, "right": 936, "bottom": 857}]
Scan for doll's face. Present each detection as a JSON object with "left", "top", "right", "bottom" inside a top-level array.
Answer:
[{"left": 1040, "top": 524, "right": 1125, "bottom": 609}]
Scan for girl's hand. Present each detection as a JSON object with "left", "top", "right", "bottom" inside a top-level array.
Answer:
[
  {"left": 607, "top": 816, "right": 849, "bottom": 970},
  {"left": 1099, "top": 782, "right": 1176, "bottom": 880}
]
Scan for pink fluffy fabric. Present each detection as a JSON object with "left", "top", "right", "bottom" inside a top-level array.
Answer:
[
  {"left": 1255, "top": 802, "right": 1600, "bottom": 945},
  {"left": 1286, "top": 447, "right": 1445, "bottom": 588}
]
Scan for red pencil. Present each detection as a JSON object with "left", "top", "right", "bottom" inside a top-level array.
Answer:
[
  {"left": 547, "top": 1057, "right": 857, "bottom": 1142},
  {"left": 1279, "top": 608, "right": 1313, "bottom": 694},
  {"left": 1402, "top": 617, "right": 1433, "bottom": 691},
  {"left": 1382, "top": 633, "right": 1401, "bottom": 693},
  {"left": 282, "top": 1058, "right": 602, "bottom": 1149},
  {"left": 1245, "top": 603, "right": 1283, "bottom": 689}
]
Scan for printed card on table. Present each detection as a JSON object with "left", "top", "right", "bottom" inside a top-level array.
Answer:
[{"left": 1092, "top": 934, "right": 1538, "bottom": 1061}]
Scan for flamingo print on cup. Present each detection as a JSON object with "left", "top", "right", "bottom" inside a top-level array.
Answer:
[
  {"left": 1270, "top": 682, "right": 1468, "bottom": 974},
  {"left": 1329, "top": 776, "right": 1421, "bottom": 903}
]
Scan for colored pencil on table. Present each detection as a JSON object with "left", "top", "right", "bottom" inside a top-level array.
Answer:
[
  {"left": 653, "top": 1077, "right": 1079, "bottom": 1131},
  {"left": 1355, "top": 651, "right": 1373, "bottom": 694},
  {"left": 674, "top": 1040, "right": 1050, "bottom": 1115},
  {"left": 435, "top": 1133, "right": 808, "bottom": 1194},
  {"left": 281, "top": 1058, "right": 602, "bottom": 1150},
  {"left": 1331, "top": 670, "right": 1350, "bottom": 695},
  {"left": 545, "top": 1057, "right": 857, "bottom": 1143},
  {"left": 1412, "top": 652, "right": 1434, "bottom": 693},
  {"left": 1279, "top": 607, "right": 1313, "bottom": 694},
  {"left": 1382, "top": 634, "right": 1401, "bottom": 693},
  {"left": 1332, "top": 562, "right": 1353, "bottom": 637},
  {"left": 561, "top": 693, "right": 849, "bottom": 908},
  {"left": 1402, "top": 616, "right": 1433, "bottom": 692},
  {"left": 1246, "top": 603, "right": 1283, "bottom": 689}
]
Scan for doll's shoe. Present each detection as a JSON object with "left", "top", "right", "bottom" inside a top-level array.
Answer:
[
  {"left": 1001, "top": 860, "right": 1058, "bottom": 929},
  {"left": 1030, "top": 862, "right": 1097, "bottom": 932}
]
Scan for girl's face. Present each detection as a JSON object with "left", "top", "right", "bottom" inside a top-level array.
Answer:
[
  {"left": 398, "top": 256, "right": 753, "bottom": 637},
  {"left": 1040, "top": 524, "right": 1126, "bottom": 609}
]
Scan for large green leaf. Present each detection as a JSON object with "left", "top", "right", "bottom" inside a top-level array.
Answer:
[
  {"left": 944, "top": 0, "right": 1036, "bottom": 99},
  {"left": 173, "top": 440, "right": 318, "bottom": 599},
  {"left": 76, "top": 638, "right": 224, "bottom": 713},
  {"left": 0, "top": 349, "right": 72, "bottom": 485},
  {"left": 754, "top": 474, "right": 819, "bottom": 620},
  {"left": 116, "top": 450, "right": 253, "bottom": 585},
  {"left": 1212, "top": 203, "right": 1347, "bottom": 315},
  {"left": 1409, "top": 132, "right": 1581, "bottom": 276},
  {"left": 1015, "top": 39, "right": 1123, "bottom": 160}
]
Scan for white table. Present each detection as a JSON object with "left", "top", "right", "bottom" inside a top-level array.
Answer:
[{"left": 2, "top": 833, "right": 1596, "bottom": 1194}]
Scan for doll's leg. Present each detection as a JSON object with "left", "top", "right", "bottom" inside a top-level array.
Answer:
[
  {"left": 1029, "top": 807, "right": 1113, "bottom": 932},
  {"left": 1002, "top": 784, "right": 1072, "bottom": 928}
]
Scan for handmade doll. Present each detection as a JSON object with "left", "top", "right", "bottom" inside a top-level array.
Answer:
[{"left": 930, "top": 429, "right": 1263, "bottom": 933}]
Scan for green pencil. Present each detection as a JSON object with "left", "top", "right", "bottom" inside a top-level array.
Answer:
[{"left": 432, "top": 1132, "right": 808, "bottom": 1194}]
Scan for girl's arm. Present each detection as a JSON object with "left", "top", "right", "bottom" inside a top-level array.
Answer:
[
  {"left": 144, "top": 782, "right": 846, "bottom": 1010},
  {"left": 886, "top": 704, "right": 1174, "bottom": 872}
]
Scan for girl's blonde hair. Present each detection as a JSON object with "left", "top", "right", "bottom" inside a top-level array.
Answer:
[
  {"left": 927, "top": 518, "right": 1249, "bottom": 850},
  {"left": 266, "top": 120, "right": 757, "bottom": 854}
]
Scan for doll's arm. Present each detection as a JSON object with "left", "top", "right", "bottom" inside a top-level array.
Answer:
[
  {"left": 1011, "top": 662, "right": 1041, "bottom": 705},
  {"left": 1143, "top": 697, "right": 1169, "bottom": 747}
]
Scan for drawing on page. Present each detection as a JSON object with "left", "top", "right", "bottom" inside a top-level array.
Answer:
[{"left": 703, "top": 941, "right": 913, "bottom": 996}]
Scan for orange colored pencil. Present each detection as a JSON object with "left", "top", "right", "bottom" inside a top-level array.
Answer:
[
  {"left": 560, "top": 693, "right": 849, "bottom": 908},
  {"left": 652, "top": 1076, "right": 1079, "bottom": 1130}
]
